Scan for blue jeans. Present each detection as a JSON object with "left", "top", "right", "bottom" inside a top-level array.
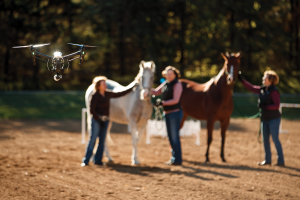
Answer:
[
  {"left": 82, "top": 118, "right": 109, "bottom": 165},
  {"left": 262, "top": 117, "right": 284, "bottom": 164},
  {"left": 165, "top": 110, "right": 183, "bottom": 163}
]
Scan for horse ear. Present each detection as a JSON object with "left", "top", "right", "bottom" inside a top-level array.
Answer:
[
  {"left": 151, "top": 61, "right": 156, "bottom": 72},
  {"left": 140, "top": 60, "right": 145, "bottom": 68},
  {"left": 221, "top": 53, "right": 228, "bottom": 61},
  {"left": 235, "top": 52, "right": 241, "bottom": 58}
]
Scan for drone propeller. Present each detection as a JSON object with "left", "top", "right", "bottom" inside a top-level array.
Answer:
[
  {"left": 12, "top": 43, "right": 51, "bottom": 48},
  {"left": 67, "top": 43, "right": 97, "bottom": 48}
]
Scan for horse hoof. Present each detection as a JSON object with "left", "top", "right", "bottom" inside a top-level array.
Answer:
[
  {"left": 131, "top": 162, "right": 140, "bottom": 166},
  {"left": 131, "top": 161, "right": 140, "bottom": 166},
  {"left": 204, "top": 159, "right": 210, "bottom": 164},
  {"left": 107, "top": 160, "right": 114, "bottom": 164}
]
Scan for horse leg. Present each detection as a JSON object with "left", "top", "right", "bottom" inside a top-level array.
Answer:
[
  {"left": 220, "top": 118, "right": 230, "bottom": 162},
  {"left": 104, "top": 121, "right": 113, "bottom": 163},
  {"left": 130, "top": 122, "right": 140, "bottom": 165},
  {"left": 137, "top": 126, "right": 146, "bottom": 143},
  {"left": 205, "top": 119, "right": 214, "bottom": 163}
]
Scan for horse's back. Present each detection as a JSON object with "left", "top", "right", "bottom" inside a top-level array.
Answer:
[
  {"left": 180, "top": 78, "right": 219, "bottom": 120},
  {"left": 108, "top": 80, "right": 137, "bottom": 124},
  {"left": 180, "top": 78, "right": 214, "bottom": 92},
  {"left": 85, "top": 84, "right": 95, "bottom": 106},
  {"left": 106, "top": 79, "right": 126, "bottom": 92}
]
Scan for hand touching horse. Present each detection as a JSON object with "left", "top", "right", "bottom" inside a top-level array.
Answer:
[{"left": 180, "top": 52, "right": 241, "bottom": 163}]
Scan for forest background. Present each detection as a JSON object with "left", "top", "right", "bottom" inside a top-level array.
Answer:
[{"left": 1, "top": 0, "right": 299, "bottom": 93}]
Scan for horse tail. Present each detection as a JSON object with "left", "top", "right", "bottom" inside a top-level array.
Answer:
[
  {"left": 106, "top": 121, "right": 114, "bottom": 145},
  {"left": 180, "top": 112, "right": 188, "bottom": 129},
  {"left": 85, "top": 84, "right": 94, "bottom": 136}
]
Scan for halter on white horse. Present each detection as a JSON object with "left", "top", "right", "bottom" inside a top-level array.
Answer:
[{"left": 138, "top": 60, "right": 155, "bottom": 100}]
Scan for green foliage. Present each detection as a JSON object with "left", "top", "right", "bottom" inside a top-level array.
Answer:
[{"left": 0, "top": 0, "right": 299, "bottom": 93}]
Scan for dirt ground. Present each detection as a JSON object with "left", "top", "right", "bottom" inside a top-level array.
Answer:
[{"left": 0, "top": 118, "right": 300, "bottom": 200}]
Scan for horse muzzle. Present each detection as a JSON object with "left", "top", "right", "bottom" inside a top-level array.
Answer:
[{"left": 140, "top": 88, "right": 151, "bottom": 100}]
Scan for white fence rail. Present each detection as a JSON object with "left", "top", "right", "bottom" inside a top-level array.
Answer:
[
  {"left": 279, "top": 103, "right": 300, "bottom": 134},
  {"left": 81, "top": 103, "right": 300, "bottom": 143},
  {"left": 81, "top": 108, "right": 87, "bottom": 144},
  {"left": 146, "top": 119, "right": 201, "bottom": 145},
  {"left": 81, "top": 108, "right": 200, "bottom": 145}
]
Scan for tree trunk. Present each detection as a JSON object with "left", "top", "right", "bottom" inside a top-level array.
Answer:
[
  {"left": 105, "top": 19, "right": 112, "bottom": 79},
  {"left": 230, "top": 11, "right": 235, "bottom": 50},
  {"left": 248, "top": 19, "right": 252, "bottom": 70},
  {"left": 4, "top": 45, "right": 10, "bottom": 83},
  {"left": 119, "top": 19, "right": 125, "bottom": 76},
  {"left": 295, "top": 0, "right": 299, "bottom": 71},
  {"left": 31, "top": 0, "right": 42, "bottom": 89},
  {"left": 179, "top": 0, "right": 186, "bottom": 78},
  {"left": 290, "top": 0, "right": 294, "bottom": 69}
]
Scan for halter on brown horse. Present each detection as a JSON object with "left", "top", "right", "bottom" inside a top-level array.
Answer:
[{"left": 180, "top": 52, "right": 241, "bottom": 163}]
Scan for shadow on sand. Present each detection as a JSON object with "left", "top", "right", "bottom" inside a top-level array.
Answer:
[
  {"left": 105, "top": 163, "right": 237, "bottom": 181},
  {"left": 185, "top": 160, "right": 300, "bottom": 178},
  {"left": 103, "top": 160, "right": 300, "bottom": 181}
]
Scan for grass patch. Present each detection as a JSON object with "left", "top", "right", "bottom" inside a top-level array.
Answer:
[
  {"left": 0, "top": 92, "right": 299, "bottom": 119},
  {"left": 0, "top": 93, "right": 85, "bottom": 119}
]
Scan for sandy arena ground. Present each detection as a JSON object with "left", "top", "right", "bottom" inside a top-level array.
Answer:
[{"left": 0, "top": 118, "right": 300, "bottom": 199}]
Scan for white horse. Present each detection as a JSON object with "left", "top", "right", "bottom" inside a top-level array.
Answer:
[{"left": 85, "top": 61, "right": 155, "bottom": 165}]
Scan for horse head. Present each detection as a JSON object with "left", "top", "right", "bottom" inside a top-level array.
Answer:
[
  {"left": 138, "top": 60, "right": 155, "bottom": 100},
  {"left": 221, "top": 52, "right": 241, "bottom": 85}
]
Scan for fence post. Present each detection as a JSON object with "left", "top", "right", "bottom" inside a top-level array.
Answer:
[
  {"left": 81, "top": 108, "right": 87, "bottom": 144},
  {"left": 279, "top": 103, "right": 289, "bottom": 134}
]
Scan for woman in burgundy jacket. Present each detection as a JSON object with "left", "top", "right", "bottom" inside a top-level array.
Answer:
[
  {"left": 81, "top": 76, "right": 136, "bottom": 167},
  {"left": 238, "top": 70, "right": 284, "bottom": 166}
]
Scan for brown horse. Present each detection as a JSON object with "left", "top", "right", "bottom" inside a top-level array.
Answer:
[{"left": 180, "top": 52, "right": 241, "bottom": 163}]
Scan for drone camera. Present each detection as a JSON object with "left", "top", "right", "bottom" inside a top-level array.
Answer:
[{"left": 54, "top": 74, "right": 62, "bottom": 81}]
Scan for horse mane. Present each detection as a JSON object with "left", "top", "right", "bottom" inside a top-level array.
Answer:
[{"left": 134, "top": 67, "right": 143, "bottom": 82}]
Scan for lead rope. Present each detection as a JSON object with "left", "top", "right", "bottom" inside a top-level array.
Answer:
[
  {"left": 232, "top": 95, "right": 264, "bottom": 163},
  {"left": 154, "top": 105, "right": 164, "bottom": 131},
  {"left": 232, "top": 95, "right": 262, "bottom": 140},
  {"left": 257, "top": 113, "right": 265, "bottom": 163}
]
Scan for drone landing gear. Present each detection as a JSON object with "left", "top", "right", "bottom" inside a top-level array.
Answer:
[{"left": 54, "top": 73, "right": 62, "bottom": 81}]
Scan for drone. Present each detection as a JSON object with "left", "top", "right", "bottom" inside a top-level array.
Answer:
[{"left": 12, "top": 43, "right": 97, "bottom": 81}]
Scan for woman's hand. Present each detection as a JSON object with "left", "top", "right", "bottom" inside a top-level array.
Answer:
[
  {"left": 238, "top": 71, "right": 244, "bottom": 81},
  {"left": 97, "top": 119, "right": 105, "bottom": 127}
]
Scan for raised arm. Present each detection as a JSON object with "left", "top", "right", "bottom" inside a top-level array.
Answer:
[
  {"left": 151, "top": 81, "right": 166, "bottom": 96},
  {"left": 239, "top": 78, "right": 261, "bottom": 94},
  {"left": 163, "top": 82, "right": 183, "bottom": 106},
  {"left": 106, "top": 82, "right": 136, "bottom": 98}
]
